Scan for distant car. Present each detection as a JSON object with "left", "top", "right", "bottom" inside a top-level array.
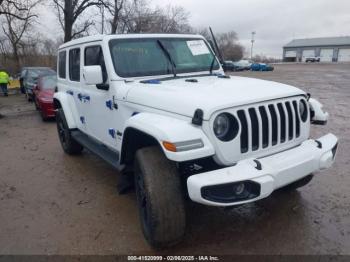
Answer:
[
  {"left": 20, "top": 67, "right": 56, "bottom": 101},
  {"left": 33, "top": 74, "right": 57, "bottom": 121},
  {"left": 305, "top": 57, "right": 320, "bottom": 63},
  {"left": 234, "top": 60, "right": 253, "bottom": 70},
  {"left": 222, "top": 61, "right": 237, "bottom": 71},
  {"left": 251, "top": 63, "right": 274, "bottom": 71}
]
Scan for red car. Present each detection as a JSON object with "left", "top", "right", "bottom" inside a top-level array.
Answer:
[{"left": 33, "top": 74, "right": 57, "bottom": 121}]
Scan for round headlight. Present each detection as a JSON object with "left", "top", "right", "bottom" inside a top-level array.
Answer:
[
  {"left": 299, "top": 100, "right": 308, "bottom": 122},
  {"left": 213, "top": 113, "right": 239, "bottom": 142}
]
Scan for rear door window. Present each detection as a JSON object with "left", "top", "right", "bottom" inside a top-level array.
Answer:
[
  {"left": 69, "top": 48, "right": 80, "bottom": 82},
  {"left": 58, "top": 51, "right": 66, "bottom": 79}
]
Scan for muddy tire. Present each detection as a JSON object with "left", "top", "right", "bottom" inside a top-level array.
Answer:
[
  {"left": 134, "top": 146, "right": 186, "bottom": 248},
  {"left": 41, "top": 110, "right": 49, "bottom": 122},
  {"left": 56, "top": 108, "right": 83, "bottom": 155},
  {"left": 282, "top": 174, "right": 313, "bottom": 191}
]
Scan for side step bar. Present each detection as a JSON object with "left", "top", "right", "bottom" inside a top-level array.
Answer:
[{"left": 71, "top": 130, "right": 119, "bottom": 169}]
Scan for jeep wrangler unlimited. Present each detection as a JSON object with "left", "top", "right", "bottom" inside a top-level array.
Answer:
[{"left": 54, "top": 34, "right": 338, "bottom": 248}]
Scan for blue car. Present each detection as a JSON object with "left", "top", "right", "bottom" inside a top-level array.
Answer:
[{"left": 250, "top": 63, "right": 274, "bottom": 71}]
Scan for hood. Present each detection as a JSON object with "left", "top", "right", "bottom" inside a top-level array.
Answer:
[
  {"left": 39, "top": 89, "right": 54, "bottom": 99},
  {"left": 126, "top": 75, "right": 305, "bottom": 120}
]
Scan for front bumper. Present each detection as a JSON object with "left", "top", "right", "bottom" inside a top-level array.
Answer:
[{"left": 187, "top": 133, "right": 338, "bottom": 206}]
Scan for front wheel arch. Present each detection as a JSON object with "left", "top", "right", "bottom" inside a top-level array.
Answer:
[{"left": 120, "top": 127, "right": 160, "bottom": 166}]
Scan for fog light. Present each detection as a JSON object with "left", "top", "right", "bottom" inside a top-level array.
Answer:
[
  {"left": 234, "top": 183, "right": 245, "bottom": 195},
  {"left": 201, "top": 181, "right": 260, "bottom": 204}
]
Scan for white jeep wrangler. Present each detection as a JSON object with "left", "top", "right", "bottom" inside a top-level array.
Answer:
[{"left": 54, "top": 34, "right": 338, "bottom": 248}]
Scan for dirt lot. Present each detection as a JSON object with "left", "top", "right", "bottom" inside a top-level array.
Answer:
[{"left": 0, "top": 63, "right": 349, "bottom": 255}]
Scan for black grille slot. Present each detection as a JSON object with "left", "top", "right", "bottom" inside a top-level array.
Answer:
[
  {"left": 237, "top": 110, "right": 248, "bottom": 153},
  {"left": 285, "top": 102, "right": 294, "bottom": 140},
  {"left": 277, "top": 103, "right": 286, "bottom": 143},
  {"left": 268, "top": 104, "right": 278, "bottom": 145},
  {"left": 259, "top": 106, "right": 269, "bottom": 148},
  {"left": 248, "top": 108, "right": 259, "bottom": 151},
  {"left": 292, "top": 101, "right": 300, "bottom": 137}
]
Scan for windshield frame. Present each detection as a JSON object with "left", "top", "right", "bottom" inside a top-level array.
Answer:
[{"left": 108, "top": 37, "right": 220, "bottom": 78}]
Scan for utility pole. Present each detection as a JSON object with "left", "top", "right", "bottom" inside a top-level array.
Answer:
[{"left": 251, "top": 31, "right": 256, "bottom": 60}]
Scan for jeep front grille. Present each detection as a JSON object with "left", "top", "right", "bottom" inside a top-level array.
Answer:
[{"left": 237, "top": 99, "right": 304, "bottom": 153}]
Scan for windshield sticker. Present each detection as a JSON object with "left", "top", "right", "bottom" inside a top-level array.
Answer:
[{"left": 186, "top": 40, "right": 210, "bottom": 56}]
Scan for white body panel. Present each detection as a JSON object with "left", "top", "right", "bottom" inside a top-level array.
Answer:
[
  {"left": 54, "top": 33, "right": 338, "bottom": 206},
  {"left": 338, "top": 48, "right": 350, "bottom": 62},
  {"left": 187, "top": 133, "right": 338, "bottom": 206},
  {"left": 124, "top": 112, "right": 215, "bottom": 162},
  {"left": 309, "top": 98, "right": 329, "bottom": 123},
  {"left": 126, "top": 76, "right": 304, "bottom": 120},
  {"left": 320, "top": 49, "right": 334, "bottom": 62}
]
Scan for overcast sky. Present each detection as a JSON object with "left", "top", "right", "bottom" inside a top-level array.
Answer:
[{"left": 39, "top": 0, "right": 350, "bottom": 58}]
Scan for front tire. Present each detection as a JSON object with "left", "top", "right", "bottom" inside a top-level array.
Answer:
[
  {"left": 56, "top": 108, "right": 83, "bottom": 155},
  {"left": 134, "top": 146, "right": 186, "bottom": 248}
]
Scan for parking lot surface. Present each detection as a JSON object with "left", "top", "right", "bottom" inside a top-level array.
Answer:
[{"left": 0, "top": 63, "right": 349, "bottom": 255}]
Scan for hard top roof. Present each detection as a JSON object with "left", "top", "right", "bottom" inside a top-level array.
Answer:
[{"left": 58, "top": 33, "right": 205, "bottom": 50}]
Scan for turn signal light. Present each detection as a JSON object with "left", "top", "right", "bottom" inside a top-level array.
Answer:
[
  {"left": 162, "top": 141, "right": 177, "bottom": 152},
  {"left": 162, "top": 139, "right": 204, "bottom": 152}
]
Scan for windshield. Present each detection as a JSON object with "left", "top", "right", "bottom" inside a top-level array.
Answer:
[
  {"left": 109, "top": 38, "right": 220, "bottom": 78},
  {"left": 41, "top": 75, "right": 57, "bottom": 90},
  {"left": 28, "top": 69, "right": 55, "bottom": 78}
]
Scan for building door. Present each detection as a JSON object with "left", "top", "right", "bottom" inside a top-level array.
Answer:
[
  {"left": 302, "top": 50, "right": 315, "bottom": 62},
  {"left": 320, "top": 49, "right": 333, "bottom": 62},
  {"left": 338, "top": 49, "right": 350, "bottom": 62},
  {"left": 285, "top": 50, "right": 297, "bottom": 62}
]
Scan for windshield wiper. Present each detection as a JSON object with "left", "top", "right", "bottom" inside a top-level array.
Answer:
[{"left": 157, "top": 40, "right": 177, "bottom": 78}]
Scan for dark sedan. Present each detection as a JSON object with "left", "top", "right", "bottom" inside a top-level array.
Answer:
[
  {"left": 19, "top": 67, "right": 56, "bottom": 101},
  {"left": 222, "top": 61, "right": 235, "bottom": 71}
]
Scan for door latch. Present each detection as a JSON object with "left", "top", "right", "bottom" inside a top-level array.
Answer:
[{"left": 113, "top": 95, "right": 118, "bottom": 109}]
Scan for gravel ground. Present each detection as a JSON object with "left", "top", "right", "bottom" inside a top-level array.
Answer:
[{"left": 0, "top": 63, "right": 349, "bottom": 255}]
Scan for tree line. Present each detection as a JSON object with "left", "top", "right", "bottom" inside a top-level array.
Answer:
[{"left": 0, "top": 0, "right": 245, "bottom": 75}]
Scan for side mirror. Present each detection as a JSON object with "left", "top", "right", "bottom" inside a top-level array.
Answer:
[
  {"left": 34, "top": 85, "right": 39, "bottom": 91},
  {"left": 83, "top": 66, "right": 103, "bottom": 86}
]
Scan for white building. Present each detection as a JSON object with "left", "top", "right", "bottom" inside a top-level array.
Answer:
[{"left": 283, "top": 36, "right": 350, "bottom": 62}]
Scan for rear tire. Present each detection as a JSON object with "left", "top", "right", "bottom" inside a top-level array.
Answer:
[
  {"left": 41, "top": 110, "right": 49, "bottom": 122},
  {"left": 56, "top": 108, "right": 83, "bottom": 155},
  {"left": 25, "top": 90, "right": 32, "bottom": 102},
  {"left": 134, "top": 146, "right": 186, "bottom": 248},
  {"left": 282, "top": 174, "right": 313, "bottom": 191}
]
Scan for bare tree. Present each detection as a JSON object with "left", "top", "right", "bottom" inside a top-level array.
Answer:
[
  {"left": 117, "top": 0, "right": 190, "bottom": 34},
  {"left": 0, "top": 0, "right": 34, "bottom": 20},
  {"left": 101, "top": 0, "right": 124, "bottom": 34},
  {"left": 52, "top": 0, "right": 103, "bottom": 42},
  {"left": 0, "top": 0, "right": 40, "bottom": 71},
  {"left": 194, "top": 28, "right": 244, "bottom": 61},
  {"left": 152, "top": 5, "right": 191, "bottom": 33},
  {"left": 217, "top": 31, "right": 244, "bottom": 61}
]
